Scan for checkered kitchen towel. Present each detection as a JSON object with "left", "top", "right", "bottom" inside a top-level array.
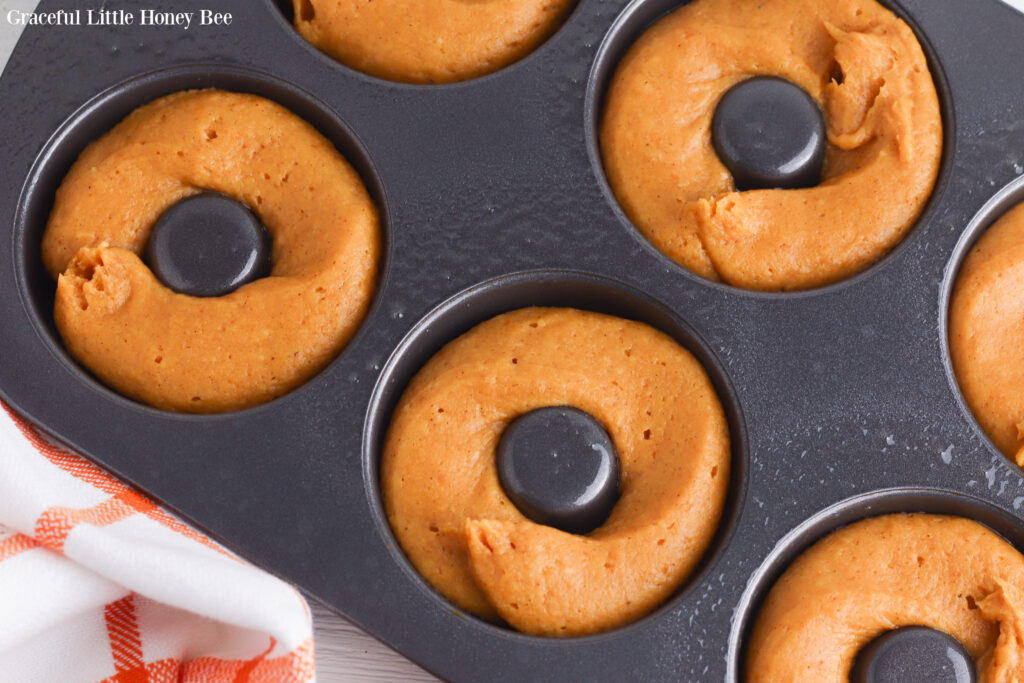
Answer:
[{"left": 0, "top": 402, "right": 315, "bottom": 682}]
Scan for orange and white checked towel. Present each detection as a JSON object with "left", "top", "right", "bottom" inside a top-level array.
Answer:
[{"left": 0, "top": 402, "right": 316, "bottom": 682}]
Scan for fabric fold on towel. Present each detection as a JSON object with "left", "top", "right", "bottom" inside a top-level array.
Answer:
[{"left": 0, "top": 402, "right": 315, "bottom": 682}]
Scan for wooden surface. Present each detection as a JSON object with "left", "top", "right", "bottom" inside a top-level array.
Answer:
[
  {"left": 2, "top": 0, "right": 1021, "bottom": 680},
  {"left": 309, "top": 602, "right": 435, "bottom": 682}
]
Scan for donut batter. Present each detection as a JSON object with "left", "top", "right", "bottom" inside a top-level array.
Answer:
[
  {"left": 382, "top": 307, "right": 730, "bottom": 636},
  {"left": 42, "top": 90, "right": 380, "bottom": 413},
  {"left": 950, "top": 202, "right": 1024, "bottom": 466},
  {"left": 747, "top": 514, "right": 1024, "bottom": 681},
  {"left": 291, "top": 0, "right": 576, "bottom": 84},
  {"left": 601, "top": 0, "right": 942, "bottom": 291}
]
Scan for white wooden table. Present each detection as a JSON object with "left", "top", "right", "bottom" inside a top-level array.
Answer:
[{"left": 3, "top": 0, "right": 1022, "bottom": 680}]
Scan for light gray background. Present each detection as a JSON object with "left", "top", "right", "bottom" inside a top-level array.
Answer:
[{"left": 2, "top": 0, "right": 1022, "bottom": 680}]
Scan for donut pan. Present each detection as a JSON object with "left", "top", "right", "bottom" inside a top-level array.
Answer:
[{"left": 2, "top": 0, "right": 1024, "bottom": 679}]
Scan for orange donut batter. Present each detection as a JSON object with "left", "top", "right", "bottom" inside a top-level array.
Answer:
[
  {"left": 747, "top": 514, "right": 1024, "bottom": 681},
  {"left": 950, "top": 201, "right": 1024, "bottom": 466},
  {"left": 42, "top": 90, "right": 380, "bottom": 413},
  {"left": 382, "top": 307, "right": 730, "bottom": 636},
  {"left": 601, "top": 0, "right": 942, "bottom": 291},
  {"left": 291, "top": 0, "right": 575, "bottom": 84}
]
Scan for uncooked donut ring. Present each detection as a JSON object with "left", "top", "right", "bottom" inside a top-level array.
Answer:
[
  {"left": 950, "top": 201, "right": 1024, "bottom": 466},
  {"left": 746, "top": 514, "right": 1024, "bottom": 681},
  {"left": 42, "top": 89, "right": 380, "bottom": 413},
  {"left": 290, "top": 0, "right": 576, "bottom": 84},
  {"left": 600, "top": 0, "right": 942, "bottom": 291},
  {"left": 382, "top": 307, "right": 730, "bottom": 636}
]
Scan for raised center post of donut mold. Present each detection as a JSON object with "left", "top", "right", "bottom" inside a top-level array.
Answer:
[
  {"left": 496, "top": 406, "right": 621, "bottom": 535},
  {"left": 143, "top": 191, "right": 272, "bottom": 298},
  {"left": 711, "top": 76, "right": 827, "bottom": 192},
  {"left": 850, "top": 626, "right": 976, "bottom": 683}
]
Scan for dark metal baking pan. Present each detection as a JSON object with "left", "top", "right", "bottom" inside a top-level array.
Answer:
[{"left": 2, "top": 0, "right": 1024, "bottom": 679}]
